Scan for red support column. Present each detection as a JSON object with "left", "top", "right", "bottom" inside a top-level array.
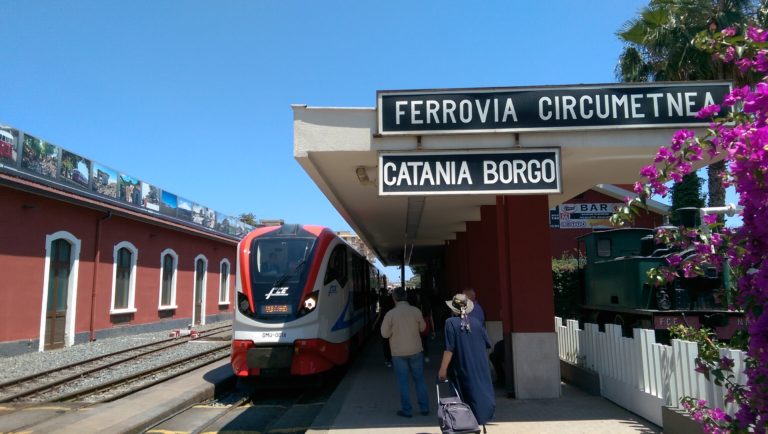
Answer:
[
  {"left": 505, "top": 195, "right": 555, "bottom": 333},
  {"left": 499, "top": 194, "right": 560, "bottom": 399}
]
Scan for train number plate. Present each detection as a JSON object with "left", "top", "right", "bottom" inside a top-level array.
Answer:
[
  {"left": 260, "top": 331, "right": 287, "bottom": 339},
  {"left": 653, "top": 315, "right": 701, "bottom": 329}
]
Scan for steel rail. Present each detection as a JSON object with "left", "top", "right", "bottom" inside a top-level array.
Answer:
[
  {"left": 56, "top": 344, "right": 231, "bottom": 402},
  {"left": 0, "top": 325, "right": 231, "bottom": 403}
]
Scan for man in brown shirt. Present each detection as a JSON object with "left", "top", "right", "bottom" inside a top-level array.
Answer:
[{"left": 381, "top": 287, "right": 429, "bottom": 417}]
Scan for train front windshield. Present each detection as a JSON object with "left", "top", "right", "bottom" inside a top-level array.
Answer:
[{"left": 246, "top": 237, "right": 317, "bottom": 321}]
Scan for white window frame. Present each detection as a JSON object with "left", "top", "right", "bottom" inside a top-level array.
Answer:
[
  {"left": 110, "top": 241, "right": 138, "bottom": 314},
  {"left": 157, "top": 248, "right": 179, "bottom": 310},
  {"left": 218, "top": 258, "right": 231, "bottom": 305},
  {"left": 193, "top": 254, "right": 208, "bottom": 325},
  {"left": 38, "top": 231, "right": 82, "bottom": 352}
]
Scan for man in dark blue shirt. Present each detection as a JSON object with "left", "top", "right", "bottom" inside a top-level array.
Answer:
[{"left": 463, "top": 288, "right": 485, "bottom": 327}]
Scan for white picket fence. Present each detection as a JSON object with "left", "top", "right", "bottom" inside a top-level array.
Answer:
[{"left": 555, "top": 317, "right": 747, "bottom": 427}]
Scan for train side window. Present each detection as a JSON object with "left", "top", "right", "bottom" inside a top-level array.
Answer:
[
  {"left": 324, "top": 245, "right": 348, "bottom": 286},
  {"left": 597, "top": 239, "right": 612, "bottom": 258}
]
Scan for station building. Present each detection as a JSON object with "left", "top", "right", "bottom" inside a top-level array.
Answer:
[
  {"left": 293, "top": 81, "right": 726, "bottom": 399},
  {"left": 0, "top": 125, "right": 253, "bottom": 356}
]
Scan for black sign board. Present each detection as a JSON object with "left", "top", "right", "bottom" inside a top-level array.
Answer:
[
  {"left": 378, "top": 148, "right": 561, "bottom": 196},
  {"left": 377, "top": 82, "right": 731, "bottom": 135}
]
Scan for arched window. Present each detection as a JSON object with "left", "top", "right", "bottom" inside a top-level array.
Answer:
[
  {"left": 111, "top": 241, "right": 138, "bottom": 314},
  {"left": 219, "top": 259, "right": 231, "bottom": 304},
  {"left": 158, "top": 249, "right": 178, "bottom": 309},
  {"left": 39, "top": 231, "right": 82, "bottom": 351}
]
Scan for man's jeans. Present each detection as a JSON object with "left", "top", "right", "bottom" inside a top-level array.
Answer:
[{"left": 392, "top": 352, "right": 429, "bottom": 415}]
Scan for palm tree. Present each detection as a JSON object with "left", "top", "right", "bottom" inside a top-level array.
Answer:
[{"left": 616, "top": 0, "right": 762, "bottom": 213}]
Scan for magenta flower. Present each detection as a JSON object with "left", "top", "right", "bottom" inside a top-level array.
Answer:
[
  {"left": 696, "top": 243, "right": 713, "bottom": 255},
  {"left": 723, "top": 46, "right": 736, "bottom": 62},
  {"left": 722, "top": 27, "right": 737, "bottom": 37},
  {"left": 688, "top": 144, "right": 703, "bottom": 161},
  {"left": 723, "top": 85, "right": 749, "bottom": 106},
  {"left": 678, "top": 161, "right": 693, "bottom": 174},
  {"left": 696, "top": 104, "right": 721, "bottom": 119},
  {"left": 666, "top": 254, "right": 683, "bottom": 266},
  {"left": 743, "top": 82, "right": 768, "bottom": 113},
  {"left": 655, "top": 147, "right": 673, "bottom": 163},
  {"left": 703, "top": 213, "right": 718, "bottom": 225},
  {"left": 672, "top": 129, "right": 695, "bottom": 150},
  {"left": 719, "top": 356, "right": 734, "bottom": 370},
  {"left": 639, "top": 164, "right": 658, "bottom": 179},
  {"left": 737, "top": 58, "right": 753, "bottom": 73},
  {"left": 711, "top": 407, "right": 726, "bottom": 422},
  {"left": 755, "top": 50, "right": 768, "bottom": 73},
  {"left": 747, "top": 26, "right": 768, "bottom": 42}
]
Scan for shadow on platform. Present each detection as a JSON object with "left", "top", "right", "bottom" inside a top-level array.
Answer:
[{"left": 307, "top": 332, "right": 661, "bottom": 434}]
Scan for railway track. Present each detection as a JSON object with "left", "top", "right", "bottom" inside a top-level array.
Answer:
[
  {"left": 0, "top": 325, "right": 232, "bottom": 403},
  {"left": 62, "top": 344, "right": 230, "bottom": 403}
]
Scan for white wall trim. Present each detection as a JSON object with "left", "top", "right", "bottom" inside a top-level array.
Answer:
[
  {"left": 38, "top": 230, "right": 82, "bottom": 351},
  {"left": 157, "top": 248, "right": 179, "bottom": 310},
  {"left": 193, "top": 254, "right": 208, "bottom": 325},
  {"left": 218, "top": 258, "right": 231, "bottom": 304},
  {"left": 110, "top": 241, "right": 138, "bottom": 314}
]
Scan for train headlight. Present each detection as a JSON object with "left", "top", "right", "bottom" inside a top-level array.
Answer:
[
  {"left": 304, "top": 296, "right": 316, "bottom": 311},
  {"left": 299, "top": 290, "right": 319, "bottom": 316}
]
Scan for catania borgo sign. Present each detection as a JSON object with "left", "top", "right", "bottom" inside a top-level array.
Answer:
[
  {"left": 378, "top": 149, "right": 561, "bottom": 196},
  {"left": 376, "top": 82, "right": 731, "bottom": 135}
]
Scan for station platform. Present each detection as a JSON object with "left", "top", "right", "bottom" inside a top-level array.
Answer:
[{"left": 307, "top": 334, "right": 661, "bottom": 434}]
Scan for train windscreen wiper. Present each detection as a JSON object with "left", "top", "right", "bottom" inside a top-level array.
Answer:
[{"left": 271, "top": 259, "right": 307, "bottom": 288}]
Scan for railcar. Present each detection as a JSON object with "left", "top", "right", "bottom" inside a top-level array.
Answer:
[
  {"left": 577, "top": 225, "right": 744, "bottom": 340},
  {"left": 231, "top": 224, "right": 382, "bottom": 377}
]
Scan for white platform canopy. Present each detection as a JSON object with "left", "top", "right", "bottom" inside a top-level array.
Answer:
[
  {"left": 293, "top": 105, "right": 693, "bottom": 266},
  {"left": 293, "top": 82, "right": 727, "bottom": 266}
]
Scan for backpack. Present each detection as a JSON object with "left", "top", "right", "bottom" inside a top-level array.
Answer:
[{"left": 436, "top": 381, "right": 481, "bottom": 434}]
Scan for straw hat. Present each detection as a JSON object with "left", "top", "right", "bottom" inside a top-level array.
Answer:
[{"left": 445, "top": 293, "right": 474, "bottom": 315}]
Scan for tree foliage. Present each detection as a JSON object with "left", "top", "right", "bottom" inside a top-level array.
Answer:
[
  {"left": 238, "top": 213, "right": 257, "bottom": 226},
  {"left": 670, "top": 172, "right": 706, "bottom": 224},
  {"left": 616, "top": 0, "right": 766, "bottom": 218}
]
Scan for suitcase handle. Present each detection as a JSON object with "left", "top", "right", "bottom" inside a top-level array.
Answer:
[{"left": 436, "top": 379, "right": 461, "bottom": 403}]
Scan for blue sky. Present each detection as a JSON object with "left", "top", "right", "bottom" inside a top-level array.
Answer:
[{"left": 0, "top": 0, "right": 701, "bottom": 280}]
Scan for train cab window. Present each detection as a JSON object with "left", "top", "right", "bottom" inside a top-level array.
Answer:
[
  {"left": 253, "top": 239, "right": 314, "bottom": 281},
  {"left": 324, "top": 245, "right": 347, "bottom": 286},
  {"left": 597, "top": 239, "right": 612, "bottom": 258}
]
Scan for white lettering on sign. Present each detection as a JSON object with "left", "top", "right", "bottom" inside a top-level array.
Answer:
[
  {"left": 537, "top": 92, "right": 718, "bottom": 122},
  {"left": 395, "top": 97, "right": 519, "bottom": 126},
  {"left": 265, "top": 287, "right": 289, "bottom": 300},
  {"left": 383, "top": 161, "right": 474, "bottom": 186},
  {"left": 482, "top": 159, "right": 556, "bottom": 185},
  {"left": 383, "top": 158, "right": 556, "bottom": 188}
]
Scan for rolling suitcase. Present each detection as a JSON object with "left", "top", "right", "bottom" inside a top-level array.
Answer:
[{"left": 436, "top": 380, "right": 481, "bottom": 434}]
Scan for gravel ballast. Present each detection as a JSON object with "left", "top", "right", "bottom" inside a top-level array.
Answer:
[{"left": 0, "top": 321, "right": 231, "bottom": 385}]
